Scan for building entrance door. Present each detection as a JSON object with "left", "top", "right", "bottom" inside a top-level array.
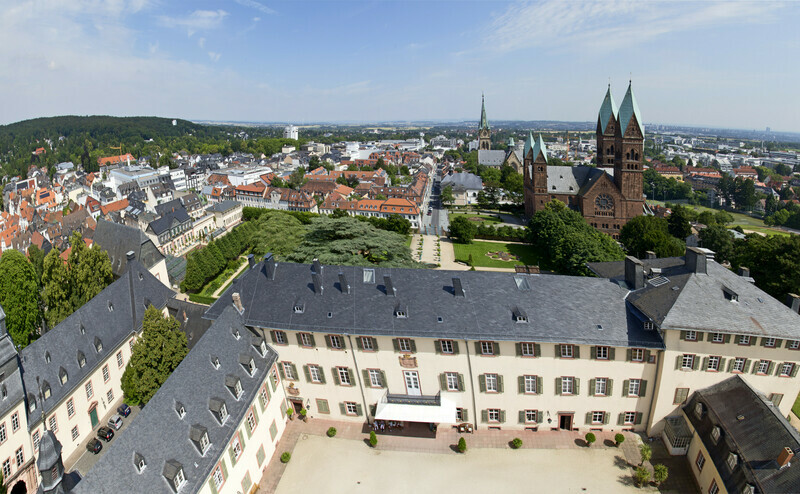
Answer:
[
  {"left": 404, "top": 371, "right": 421, "bottom": 396},
  {"left": 559, "top": 414, "right": 572, "bottom": 430},
  {"left": 89, "top": 406, "right": 99, "bottom": 428}
]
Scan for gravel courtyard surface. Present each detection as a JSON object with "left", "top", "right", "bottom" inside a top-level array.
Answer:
[{"left": 275, "top": 434, "right": 650, "bottom": 493}]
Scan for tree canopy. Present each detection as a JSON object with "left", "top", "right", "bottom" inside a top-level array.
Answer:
[
  {"left": 448, "top": 215, "right": 477, "bottom": 243},
  {"left": 250, "top": 211, "right": 307, "bottom": 259},
  {"left": 0, "top": 250, "right": 42, "bottom": 347},
  {"left": 620, "top": 215, "right": 685, "bottom": 258}
]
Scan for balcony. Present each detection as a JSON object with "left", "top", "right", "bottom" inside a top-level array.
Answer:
[
  {"left": 662, "top": 415, "right": 692, "bottom": 455},
  {"left": 375, "top": 390, "right": 455, "bottom": 424}
]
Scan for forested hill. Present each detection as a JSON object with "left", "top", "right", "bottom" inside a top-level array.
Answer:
[{"left": 0, "top": 115, "right": 206, "bottom": 141}]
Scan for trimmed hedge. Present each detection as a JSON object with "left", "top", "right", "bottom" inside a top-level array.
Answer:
[{"left": 188, "top": 294, "right": 217, "bottom": 305}]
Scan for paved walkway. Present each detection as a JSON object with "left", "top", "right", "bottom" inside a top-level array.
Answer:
[
  {"left": 210, "top": 256, "right": 248, "bottom": 297},
  {"left": 256, "top": 419, "right": 698, "bottom": 493},
  {"left": 436, "top": 237, "right": 468, "bottom": 271}
]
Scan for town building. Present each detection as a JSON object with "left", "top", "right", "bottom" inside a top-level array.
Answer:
[
  {"left": 441, "top": 172, "right": 483, "bottom": 206},
  {"left": 283, "top": 125, "right": 298, "bottom": 140}
]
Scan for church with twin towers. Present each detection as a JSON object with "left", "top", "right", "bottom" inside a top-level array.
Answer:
[{"left": 478, "top": 83, "right": 647, "bottom": 238}]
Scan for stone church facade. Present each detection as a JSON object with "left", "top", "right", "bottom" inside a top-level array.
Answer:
[{"left": 523, "top": 83, "right": 646, "bottom": 238}]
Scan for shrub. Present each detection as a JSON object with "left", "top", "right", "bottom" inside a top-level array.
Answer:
[
  {"left": 280, "top": 452, "right": 291, "bottom": 463},
  {"left": 299, "top": 408, "right": 307, "bottom": 417},
  {"left": 457, "top": 437, "right": 467, "bottom": 453},
  {"left": 369, "top": 431, "right": 377, "bottom": 447},
  {"left": 639, "top": 444, "right": 652, "bottom": 466},
  {"left": 511, "top": 438, "right": 522, "bottom": 449},
  {"left": 615, "top": 433, "right": 625, "bottom": 446},
  {"left": 585, "top": 432, "right": 596, "bottom": 447},
  {"left": 634, "top": 466, "right": 650, "bottom": 487},
  {"left": 327, "top": 427, "right": 337, "bottom": 438},
  {"left": 653, "top": 464, "right": 669, "bottom": 486}
]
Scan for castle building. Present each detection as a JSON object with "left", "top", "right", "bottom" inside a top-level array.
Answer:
[{"left": 523, "top": 83, "right": 647, "bottom": 238}]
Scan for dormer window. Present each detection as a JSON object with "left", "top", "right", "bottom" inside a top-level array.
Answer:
[
  {"left": 512, "top": 307, "right": 528, "bottom": 323},
  {"left": 42, "top": 381, "right": 51, "bottom": 400},
  {"left": 2, "top": 386, "right": 7, "bottom": 399},
  {"left": 79, "top": 325, "right": 85, "bottom": 335},
  {"left": 240, "top": 355, "right": 256, "bottom": 376},
  {"left": 163, "top": 460, "right": 186, "bottom": 491},
  {"left": 59, "top": 367, "right": 68, "bottom": 385},
  {"left": 77, "top": 351, "right": 86, "bottom": 368},
  {"left": 219, "top": 403, "right": 228, "bottom": 422},
  {"left": 176, "top": 402, "right": 186, "bottom": 419},
  {"left": 134, "top": 452, "right": 146, "bottom": 473},
  {"left": 211, "top": 356, "right": 220, "bottom": 369},
  {"left": 189, "top": 425, "right": 210, "bottom": 455},
  {"left": 694, "top": 402, "right": 704, "bottom": 419},
  {"left": 259, "top": 340, "right": 267, "bottom": 356},
  {"left": 394, "top": 307, "right": 408, "bottom": 318},
  {"left": 711, "top": 426, "right": 720, "bottom": 443},
  {"left": 723, "top": 286, "right": 738, "bottom": 302},
  {"left": 293, "top": 303, "right": 304, "bottom": 314},
  {"left": 727, "top": 452, "right": 738, "bottom": 470},
  {"left": 232, "top": 328, "right": 240, "bottom": 340},
  {"left": 226, "top": 376, "right": 243, "bottom": 399},
  {"left": 644, "top": 321, "right": 654, "bottom": 330},
  {"left": 108, "top": 301, "right": 114, "bottom": 312},
  {"left": 44, "top": 352, "right": 51, "bottom": 364}
]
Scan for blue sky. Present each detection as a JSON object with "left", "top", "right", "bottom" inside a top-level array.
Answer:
[{"left": 1, "top": 1, "right": 799, "bottom": 131}]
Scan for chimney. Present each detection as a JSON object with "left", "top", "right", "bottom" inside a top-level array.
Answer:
[
  {"left": 738, "top": 266, "right": 750, "bottom": 278},
  {"left": 787, "top": 294, "right": 800, "bottom": 314},
  {"left": 312, "top": 273, "right": 323, "bottom": 295},
  {"left": 338, "top": 272, "right": 350, "bottom": 294},
  {"left": 624, "top": 256, "right": 644, "bottom": 290},
  {"left": 778, "top": 446, "right": 794, "bottom": 468},
  {"left": 247, "top": 254, "right": 254, "bottom": 269},
  {"left": 232, "top": 292, "right": 244, "bottom": 314},
  {"left": 685, "top": 247, "right": 707, "bottom": 274},
  {"left": 312, "top": 259, "right": 322, "bottom": 274},
  {"left": 645, "top": 251, "right": 656, "bottom": 260},
  {"left": 263, "top": 253, "right": 276, "bottom": 280},
  {"left": 453, "top": 278, "right": 465, "bottom": 297},
  {"left": 383, "top": 275, "right": 396, "bottom": 297},
  {"left": 126, "top": 250, "right": 135, "bottom": 262}
]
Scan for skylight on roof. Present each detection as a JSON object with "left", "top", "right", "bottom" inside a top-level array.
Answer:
[
  {"left": 363, "top": 269, "right": 375, "bottom": 284},
  {"left": 648, "top": 276, "right": 669, "bottom": 287},
  {"left": 514, "top": 276, "right": 531, "bottom": 291}
]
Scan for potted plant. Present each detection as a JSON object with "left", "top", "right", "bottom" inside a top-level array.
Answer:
[
  {"left": 280, "top": 452, "right": 291, "bottom": 463},
  {"left": 457, "top": 437, "right": 467, "bottom": 453},
  {"left": 585, "top": 432, "right": 596, "bottom": 447},
  {"left": 286, "top": 408, "right": 294, "bottom": 421},
  {"left": 299, "top": 408, "right": 308, "bottom": 422},
  {"left": 615, "top": 433, "right": 625, "bottom": 447},
  {"left": 639, "top": 444, "right": 652, "bottom": 466},
  {"left": 510, "top": 438, "right": 522, "bottom": 449},
  {"left": 327, "top": 426, "right": 337, "bottom": 438},
  {"left": 653, "top": 464, "right": 669, "bottom": 486},
  {"left": 633, "top": 466, "right": 650, "bottom": 487},
  {"left": 369, "top": 431, "right": 378, "bottom": 448}
]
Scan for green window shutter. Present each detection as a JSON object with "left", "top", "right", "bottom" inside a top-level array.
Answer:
[
  {"left": 536, "top": 376, "right": 542, "bottom": 395},
  {"left": 617, "top": 413, "right": 625, "bottom": 426},
  {"left": 609, "top": 347, "right": 616, "bottom": 360},
  {"left": 252, "top": 404, "right": 259, "bottom": 424},
  {"left": 623, "top": 380, "right": 630, "bottom": 397},
  {"left": 356, "top": 404, "right": 363, "bottom": 416},
  {"left": 410, "top": 339, "right": 417, "bottom": 353},
  {"left": 767, "top": 361, "right": 776, "bottom": 375},
  {"left": 680, "top": 331, "right": 687, "bottom": 340},
  {"left": 634, "top": 412, "right": 643, "bottom": 425},
  {"left": 776, "top": 339, "right": 784, "bottom": 349},
  {"left": 303, "top": 365, "right": 311, "bottom": 383},
  {"left": 603, "top": 412, "right": 610, "bottom": 425},
  {"left": 452, "top": 341, "right": 459, "bottom": 355},
  {"left": 574, "top": 346, "right": 581, "bottom": 359},
  {"left": 493, "top": 341, "right": 500, "bottom": 356},
  {"left": 435, "top": 340, "right": 441, "bottom": 354},
  {"left": 220, "top": 460, "right": 228, "bottom": 479},
  {"left": 675, "top": 355, "right": 682, "bottom": 370},
  {"left": 534, "top": 343, "right": 541, "bottom": 357},
  {"left": 278, "top": 364, "right": 285, "bottom": 379},
  {"left": 497, "top": 375, "right": 504, "bottom": 393},
  {"left": 270, "top": 331, "right": 278, "bottom": 343},
  {"left": 515, "top": 343, "right": 522, "bottom": 356},
  {"left": 519, "top": 410, "right": 526, "bottom": 424},
  {"left": 536, "top": 411, "right": 543, "bottom": 424},
  {"left": 697, "top": 332, "right": 705, "bottom": 342},
  {"left": 475, "top": 342, "right": 482, "bottom": 355},
  {"left": 692, "top": 356, "right": 700, "bottom": 371},
  {"left": 701, "top": 357, "right": 709, "bottom": 371},
  {"left": 355, "top": 337, "right": 363, "bottom": 350},
  {"left": 723, "top": 334, "right": 731, "bottom": 344},
  {"left": 296, "top": 333, "right": 304, "bottom": 346},
  {"left": 363, "top": 369, "right": 371, "bottom": 386},
  {"left": 518, "top": 376, "right": 525, "bottom": 394},
  {"left": 392, "top": 339, "right": 400, "bottom": 352},
  {"left": 589, "top": 378, "right": 596, "bottom": 396},
  {"left": 555, "top": 377, "right": 562, "bottom": 395},
  {"left": 744, "top": 359, "right": 751, "bottom": 373},
  {"left": 290, "top": 363, "right": 298, "bottom": 379},
  {"left": 590, "top": 346, "right": 597, "bottom": 359},
  {"left": 574, "top": 378, "right": 580, "bottom": 395},
  {"left": 792, "top": 365, "right": 799, "bottom": 378},
  {"left": 481, "top": 410, "right": 488, "bottom": 423},
  {"left": 727, "top": 359, "right": 735, "bottom": 372},
  {"left": 439, "top": 373, "right": 447, "bottom": 391},
  {"left": 640, "top": 380, "right": 648, "bottom": 397},
  {"left": 585, "top": 412, "right": 592, "bottom": 425},
  {"left": 370, "top": 337, "right": 378, "bottom": 351},
  {"left": 735, "top": 335, "right": 742, "bottom": 344},
  {"left": 719, "top": 358, "right": 727, "bottom": 372},
  {"left": 208, "top": 478, "right": 218, "bottom": 494},
  {"left": 309, "top": 334, "right": 316, "bottom": 347},
  {"left": 479, "top": 374, "right": 486, "bottom": 392},
  {"left": 326, "top": 335, "right": 333, "bottom": 348},
  {"left": 229, "top": 446, "right": 236, "bottom": 466},
  {"left": 457, "top": 374, "right": 464, "bottom": 392},
  {"left": 626, "top": 349, "right": 633, "bottom": 362},
  {"left": 555, "top": 344, "right": 561, "bottom": 357},
  {"left": 499, "top": 410, "right": 506, "bottom": 423},
  {"left": 319, "top": 367, "right": 327, "bottom": 385},
  {"left": 749, "top": 337, "right": 756, "bottom": 346},
  {"left": 644, "top": 350, "right": 651, "bottom": 363},
  {"left": 607, "top": 379, "right": 614, "bottom": 396},
  {"left": 380, "top": 370, "right": 387, "bottom": 388},
  {"left": 339, "top": 402, "right": 347, "bottom": 415},
  {"left": 332, "top": 367, "right": 340, "bottom": 385},
  {"left": 462, "top": 409, "right": 469, "bottom": 421},
  {"left": 347, "top": 368, "right": 355, "bottom": 385}
]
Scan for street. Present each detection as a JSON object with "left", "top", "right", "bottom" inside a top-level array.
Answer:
[{"left": 421, "top": 169, "right": 449, "bottom": 236}]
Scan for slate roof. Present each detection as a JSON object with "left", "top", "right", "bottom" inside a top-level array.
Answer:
[
  {"left": 20, "top": 258, "right": 174, "bottom": 426},
  {"left": 93, "top": 220, "right": 165, "bottom": 277},
  {"left": 598, "top": 85, "right": 618, "bottom": 134},
  {"left": 544, "top": 166, "right": 612, "bottom": 195},
  {"left": 74, "top": 306, "right": 278, "bottom": 494},
  {"left": 148, "top": 208, "right": 191, "bottom": 236},
  {"left": 206, "top": 200, "right": 240, "bottom": 214},
  {"left": 441, "top": 173, "right": 483, "bottom": 193},
  {"left": 477, "top": 149, "right": 506, "bottom": 167},
  {"left": 0, "top": 327, "right": 25, "bottom": 420},
  {"left": 618, "top": 82, "right": 644, "bottom": 136},
  {"left": 205, "top": 259, "right": 664, "bottom": 349},
  {"left": 685, "top": 376, "right": 800, "bottom": 493},
  {"left": 166, "top": 298, "right": 214, "bottom": 350}
]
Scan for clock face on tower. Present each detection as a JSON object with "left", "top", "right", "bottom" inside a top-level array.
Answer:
[{"left": 595, "top": 194, "right": 614, "bottom": 211}]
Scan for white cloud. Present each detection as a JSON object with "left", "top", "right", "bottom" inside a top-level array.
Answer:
[
  {"left": 253, "top": 17, "right": 260, "bottom": 22},
  {"left": 231, "top": 0, "right": 276, "bottom": 16},
  {"left": 148, "top": 41, "right": 159, "bottom": 54},
  {"left": 157, "top": 9, "right": 229, "bottom": 37},
  {"left": 197, "top": 37, "right": 206, "bottom": 49},
  {"left": 208, "top": 51, "right": 221, "bottom": 62}
]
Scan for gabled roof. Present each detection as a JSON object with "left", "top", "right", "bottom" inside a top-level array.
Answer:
[
  {"left": 618, "top": 82, "right": 644, "bottom": 136},
  {"left": 148, "top": 208, "right": 191, "bottom": 236},
  {"left": 93, "top": 220, "right": 165, "bottom": 276}
]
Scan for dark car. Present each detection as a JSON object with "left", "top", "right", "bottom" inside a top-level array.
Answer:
[
  {"left": 117, "top": 403, "right": 131, "bottom": 417},
  {"left": 86, "top": 438, "right": 103, "bottom": 454},
  {"left": 97, "top": 426, "right": 115, "bottom": 442}
]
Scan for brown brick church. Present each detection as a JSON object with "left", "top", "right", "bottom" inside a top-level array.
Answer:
[{"left": 521, "top": 83, "right": 647, "bottom": 238}]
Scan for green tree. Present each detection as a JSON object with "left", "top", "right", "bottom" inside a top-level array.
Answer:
[
  {"left": 448, "top": 216, "right": 477, "bottom": 244},
  {"left": 639, "top": 443, "right": 652, "bottom": 466},
  {"left": 620, "top": 216, "right": 685, "bottom": 258},
  {"left": 67, "top": 232, "right": 114, "bottom": 308},
  {"left": 714, "top": 210, "right": 734, "bottom": 225},
  {"left": 440, "top": 184, "right": 455, "bottom": 206},
  {"left": 667, "top": 206, "right": 692, "bottom": 240},
  {"left": 653, "top": 464, "right": 669, "bottom": 486},
  {"left": 634, "top": 467, "right": 651, "bottom": 487},
  {"left": 41, "top": 249, "right": 73, "bottom": 329},
  {"left": 251, "top": 211, "right": 307, "bottom": 259},
  {"left": 121, "top": 306, "right": 188, "bottom": 405},
  {"left": 309, "top": 155, "right": 321, "bottom": 170},
  {"left": 159, "top": 153, "right": 174, "bottom": 169},
  {"left": 0, "top": 250, "right": 42, "bottom": 347},
  {"left": 699, "top": 224, "right": 736, "bottom": 263},
  {"left": 27, "top": 244, "right": 45, "bottom": 286}
]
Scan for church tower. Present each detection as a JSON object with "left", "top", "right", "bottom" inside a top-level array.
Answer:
[
  {"left": 613, "top": 82, "right": 645, "bottom": 213},
  {"left": 596, "top": 85, "right": 617, "bottom": 167},
  {"left": 37, "top": 430, "right": 66, "bottom": 494},
  {"left": 523, "top": 132, "right": 549, "bottom": 217},
  {"left": 478, "top": 94, "right": 491, "bottom": 151}
]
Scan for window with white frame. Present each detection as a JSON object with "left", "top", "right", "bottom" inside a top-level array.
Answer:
[
  {"left": 733, "top": 358, "right": 746, "bottom": 372},
  {"left": 174, "top": 467, "right": 186, "bottom": 489},
  {"left": 631, "top": 348, "right": 644, "bottom": 362},
  {"left": 711, "top": 426, "right": 721, "bottom": 443},
  {"left": 329, "top": 335, "right": 343, "bottom": 349},
  {"left": 624, "top": 411, "right": 636, "bottom": 424},
  {"left": 595, "top": 378, "right": 607, "bottom": 396},
  {"left": 85, "top": 381, "right": 93, "bottom": 399},
  {"left": 757, "top": 360, "right": 770, "bottom": 374},
  {"left": 219, "top": 403, "right": 228, "bottom": 423},
  {"left": 682, "top": 354, "right": 694, "bottom": 369},
  {"left": 487, "top": 409, "right": 500, "bottom": 422},
  {"left": 520, "top": 342, "right": 535, "bottom": 357},
  {"left": 71, "top": 426, "right": 79, "bottom": 441},
  {"left": 234, "top": 380, "right": 243, "bottom": 398},
  {"left": 592, "top": 411, "right": 604, "bottom": 424},
  {"left": 480, "top": 341, "right": 494, "bottom": 355},
  {"left": 232, "top": 437, "right": 242, "bottom": 460},
  {"left": 15, "top": 447, "right": 23, "bottom": 467},
  {"left": 644, "top": 321, "right": 654, "bottom": 330},
  {"left": 345, "top": 402, "right": 358, "bottom": 415},
  {"left": 560, "top": 345, "right": 574, "bottom": 358},
  {"left": 707, "top": 356, "right": 721, "bottom": 371},
  {"left": 628, "top": 379, "right": 641, "bottom": 397},
  {"left": 199, "top": 431, "right": 210, "bottom": 453},
  {"left": 765, "top": 337, "right": 776, "bottom": 347},
  {"left": 524, "top": 375, "right": 537, "bottom": 394},
  {"left": 102, "top": 365, "right": 109, "bottom": 383},
  {"left": 368, "top": 369, "right": 382, "bottom": 387},
  {"left": 282, "top": 362, "right": 296, "bottom": 380},
  {"left": 456, "top": 408, "right": 466, "bottom": 422},
  {"left": 107, "top": 390, "right": 114, "bottom": 402},
  {"left": 485, "top": 374, "right": 498, "bottom": 392},
  {"left": 338, "top": 367, "right": 352, "bottom": 385},
  {"left": 685, "top": 330, "right": 697, "bottom": 341},
  {"left": 2, "top": 460, "right": 9, "bottom": 479},
  {"left": 273, "top": 331, "right": 286, "bottom": 344},
  {"left": 711, "top": 332, "right": 724, "bottom": 343},
  {"left": 0, "top": 424, "right": 6, "bottom": 443},
  {"left": 361, "top": 337, "right": 374, "bottom": 351},
  {"left": 11, "top": 413, "right": 19, "bottom": 432},
  {"left": 32, "top": 431, "right": 39, "bottom": 451},
  {"left": 299, "top": 333, "right": 313, "bottom": 347},
  {"left": 696, "top": 452, "right": 706, "bottom": 471},
  {"left": 309, "top": 365, "right": 323, "bottom": 383},
  {"left": 116, "top": 351, "right": 124, "bottom": 368},
  {"left": 246, "top": 412, "right": 256, "bottom": 432},
  {"left": 596, "top": 346, "right": 609, "bottom": 360},
  {"left": 213, "top": 465, "right": 224, "bottom": 489},
  {"left": 397, "top": 338, "right": 411, "bottom": 352},
  {"left": 446, "top": 373, "right": 459, "bottom": 391},
  {"left": 790, "top": 340, "right": 800, "bottom": 350},
  {"left": 525, "top": 410, "right": 538, "bottom": 423},
  {"left": 740, "top": 335, "right": 751, "bottom": 345},
  {"left": 709, "top": 480, "right": 719, "bottom": 494},
  {"left": 781, "top": 363, "right": 794, "bottom": 376},
  {"left": 440, "top": 340, "right": 454, "bottom": 354},
  {"left": 259, "top": 387, "right": 269, "bottom": 409},
  {"left": 561, "top": 377, "right": 574, "bottom": 394}
]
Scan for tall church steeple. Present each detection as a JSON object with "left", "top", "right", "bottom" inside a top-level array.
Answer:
[
  {"left": 596, "top": 84, "right": 618, "bottom": 167},
  {"left": 614, "top": 81, "right": 644, "bottom": 203},
  {"left": 478, "top": 94, "right": 491, "bottom": 151}
]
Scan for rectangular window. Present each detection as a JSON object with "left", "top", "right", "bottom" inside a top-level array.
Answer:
[
  {"left": 561, "top": 377, "right": 574, "bottom": 395},
  {"left": 397, "top": 338, "right": 411, "bottom": 352},
  {"left": 102, "top": 365, "right": 110, "bottom": 383},
  {"left": 259, "top": 386, "right": 269, "bottom": 410},
  {"left": 345, "top": 402, "right": 358, "bottom": 415},
  {"left": 709, "top": 480, "right": 719, "bottom": 494},
  {"left": 487, "top": 409, "right": 500, "bottom": 422},
  {"left": 71, "top": 426, "right": 79, "bottom": 441},
  {"left": 592, "top": 411, "right": 604, "bottom": 424},
  {"left": 329, "top": 335, "right": 343, "bottom": 349},
  {"left": 631, "top": 348, "right": 644, "bottom": 362},
  {"left": 765, "top": 337, "right": 776, "bottom": 348},
  {"left": 2, "top": 460, "right": 9, "bottom": 479},
  {"left": 116, "top": 351, "right": 124, "bottom": 368},
  {"left": 480, "top": 341, "right": 494, "bottom": 355},
  {"left": 456, "top": 408, "right": 466, "bottom": 422},
  {"left": 560, "top": 345, "right": 574, "bottom": 358},
  {"left": 360, "top": 337, "right": 374, "bottom": 351},
  {"left": 481, "top": 373, "right": 497, "bottom": 392},
  {"left": 757, "top": 360, "right": 770, "bottom": 374},
  {"left": 781, "top": 363, "right": 794, "bottom": 377},
  {"left": 368, "top": 369, "right": 382, "bottom": 387},
  {"left": 107, "top": 389, "right": 114, "bottom": 402},
  {"left": 733, "top": 357, "right": 746, "bottom": 373},
  {"left": 309, "top": 365, "right": 323, "bottom": 383},
  {"left": 282, "top": 362, "right": 296, "bottom": 380},
  {"left": 85, "top": 381, "right": 93, "bottom": 399},
  {"left": 624, "top": 412, "right": 636, "bottom": 424},
  {"left": 681, "top": 354, "right": 694, "bottom": 370},
  {"left": 446, "top": 373, "right": 460, "bottom": 391},
  {"left": 770, "top": 393, "right": 784, "bottom": 406},
  {"left": 440, "top": 340, "right": 454, "bottom": 354},
  {"left": 15, "top": 447, "right": 23, "bottom": 468},
  {"left": 316, "top": 399, "right": 329, "bottom": 414},
  {"left": 790, "top": 340, "right": 800, "bottom": 350},
  {"left": 11, "top": 413, "right": 19, "bottom": 433},
  {"left": 299, "top": 333, "right": 313, "bottom": 347},
  {"left": 273, "top": 331, "right": 286, "bottom": 344},
  {"left": 246, "top": 412, "right": 256, "bottom": 432},
  {"left": 696, "top": 452, "right": 706, "bottom": 472},
  {"left": 520, "top": 342, "right": 535, "bottom": 357},
  {"left": 213, "top": 465, "right": 224, "bottom": 489},
  {"left": 525, "top": 410, "right": 538, "bottom": 423},
  {"left": 628, "top": 379, "right": 641, "bottom": 397},
  {"left": 0, "top": 424, "right": 6, "bottom": 443},
  {"left": 711, "top": 332, "right": 724, "bottom": 343},
  {"left": 739, "top": 335, "right": 751, "bottom": 345},
  {"left": 685, "top": 330, "right": 697, "bottom": 341},
  {"left": 596, "top": 346, "right": 609, "bottom": 360},
  {"left": 232, "top": 436, "right": 242, "bottom": 460},
  {"left": 595, "top": 378, "right": 607, "bottom": 396},
  {"left": 129, "top": 339, "right": 135, "bottom": 352},
  {"left": 707, "top": 356, "right": 720, "bottom": 371},
  {"left": 524, "top": 375, "right": 538, "bottom": 394},
  {"left": 338, "top": 367, "right": 352, "bottom": 386}
]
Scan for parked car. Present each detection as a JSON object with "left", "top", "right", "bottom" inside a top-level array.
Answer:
[
  {"left": 97, "top": 426, "right": 114, "bottom": 442},
  {"left": 86, "top": 438, "right": 103, "bottom": 454},
  {"left": 108, "top": 415, "right": 123, "bottom": 430},
  {"left": 117, "top": 403, "right": 131, "bottom": 417}
]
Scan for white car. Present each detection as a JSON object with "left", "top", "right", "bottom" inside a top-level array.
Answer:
[{"left": 108, "top": 415, "right": 123, "bottom": 430}]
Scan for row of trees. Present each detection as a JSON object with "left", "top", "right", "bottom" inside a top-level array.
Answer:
[
  {"left": 448, "top": 216, "right": 526, "bottom": 243},
  {"left": 181, "top": 222, "right": 258, "bottom": 292}
]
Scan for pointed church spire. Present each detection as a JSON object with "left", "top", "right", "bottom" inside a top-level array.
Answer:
[
  {"left": 523, "top": 131, "right": 534, "bottom": 158},
  {"left": 533, "top": 134, "right": 548, "bottom": 162},
  {"left": 598, "top": 85, "right": 618, "bottom": 134},
  {"left": 618, "top": 81, "right": 644, "bottom": 136},
  {"left": 480, "top": 93, "right": 490, "bottom": 131}
]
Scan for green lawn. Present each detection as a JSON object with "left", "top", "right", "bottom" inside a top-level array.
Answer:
[
  {"left": 793, "top": 391, "right": 800, "bottom": 420},
  {"left": 647, "top": 201, "right": 790, "bottom": 236},
  {"left": 453, "top": 241, "right": 542, "bottom": 268},
  {"left": 449, "top": 213, "right": 503, "bottom": 225}
]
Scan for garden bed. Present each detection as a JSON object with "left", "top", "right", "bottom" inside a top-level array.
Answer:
[{"left": 453, "top": 241, "right": 542, "bottom": 269}]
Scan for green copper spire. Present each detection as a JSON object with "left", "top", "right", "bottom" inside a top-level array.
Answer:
[
  {"left": 480, "top": 93, "right": 490, "bottom": 131},
  {"left": 618, "top": 81, "right": 644, "bottom": 136},
  {"left": 533, "top": 134, "right": 548, "bottom": 162},
  {"left": 598, "top": 84, "right": 618, "bottom": 134},
  {"left": 523, "top": 131, "right": 534, "bottom": 158}
]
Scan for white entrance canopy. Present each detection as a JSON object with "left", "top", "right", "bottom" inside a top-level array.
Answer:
[{"left": 374, "top": 395, "right": 457, "bottom": 424}]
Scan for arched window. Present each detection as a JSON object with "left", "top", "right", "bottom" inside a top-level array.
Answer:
[{"left": 626, "top": 152, "right": 630, "bottom": 160}]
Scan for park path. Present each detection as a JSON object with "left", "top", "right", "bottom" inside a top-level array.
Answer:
[
  {"left": 210, "top": 257, "right": 249, "bottom": 297},
  {"left": 437, "top": 237, "right": 468, "bottom": 271}
]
